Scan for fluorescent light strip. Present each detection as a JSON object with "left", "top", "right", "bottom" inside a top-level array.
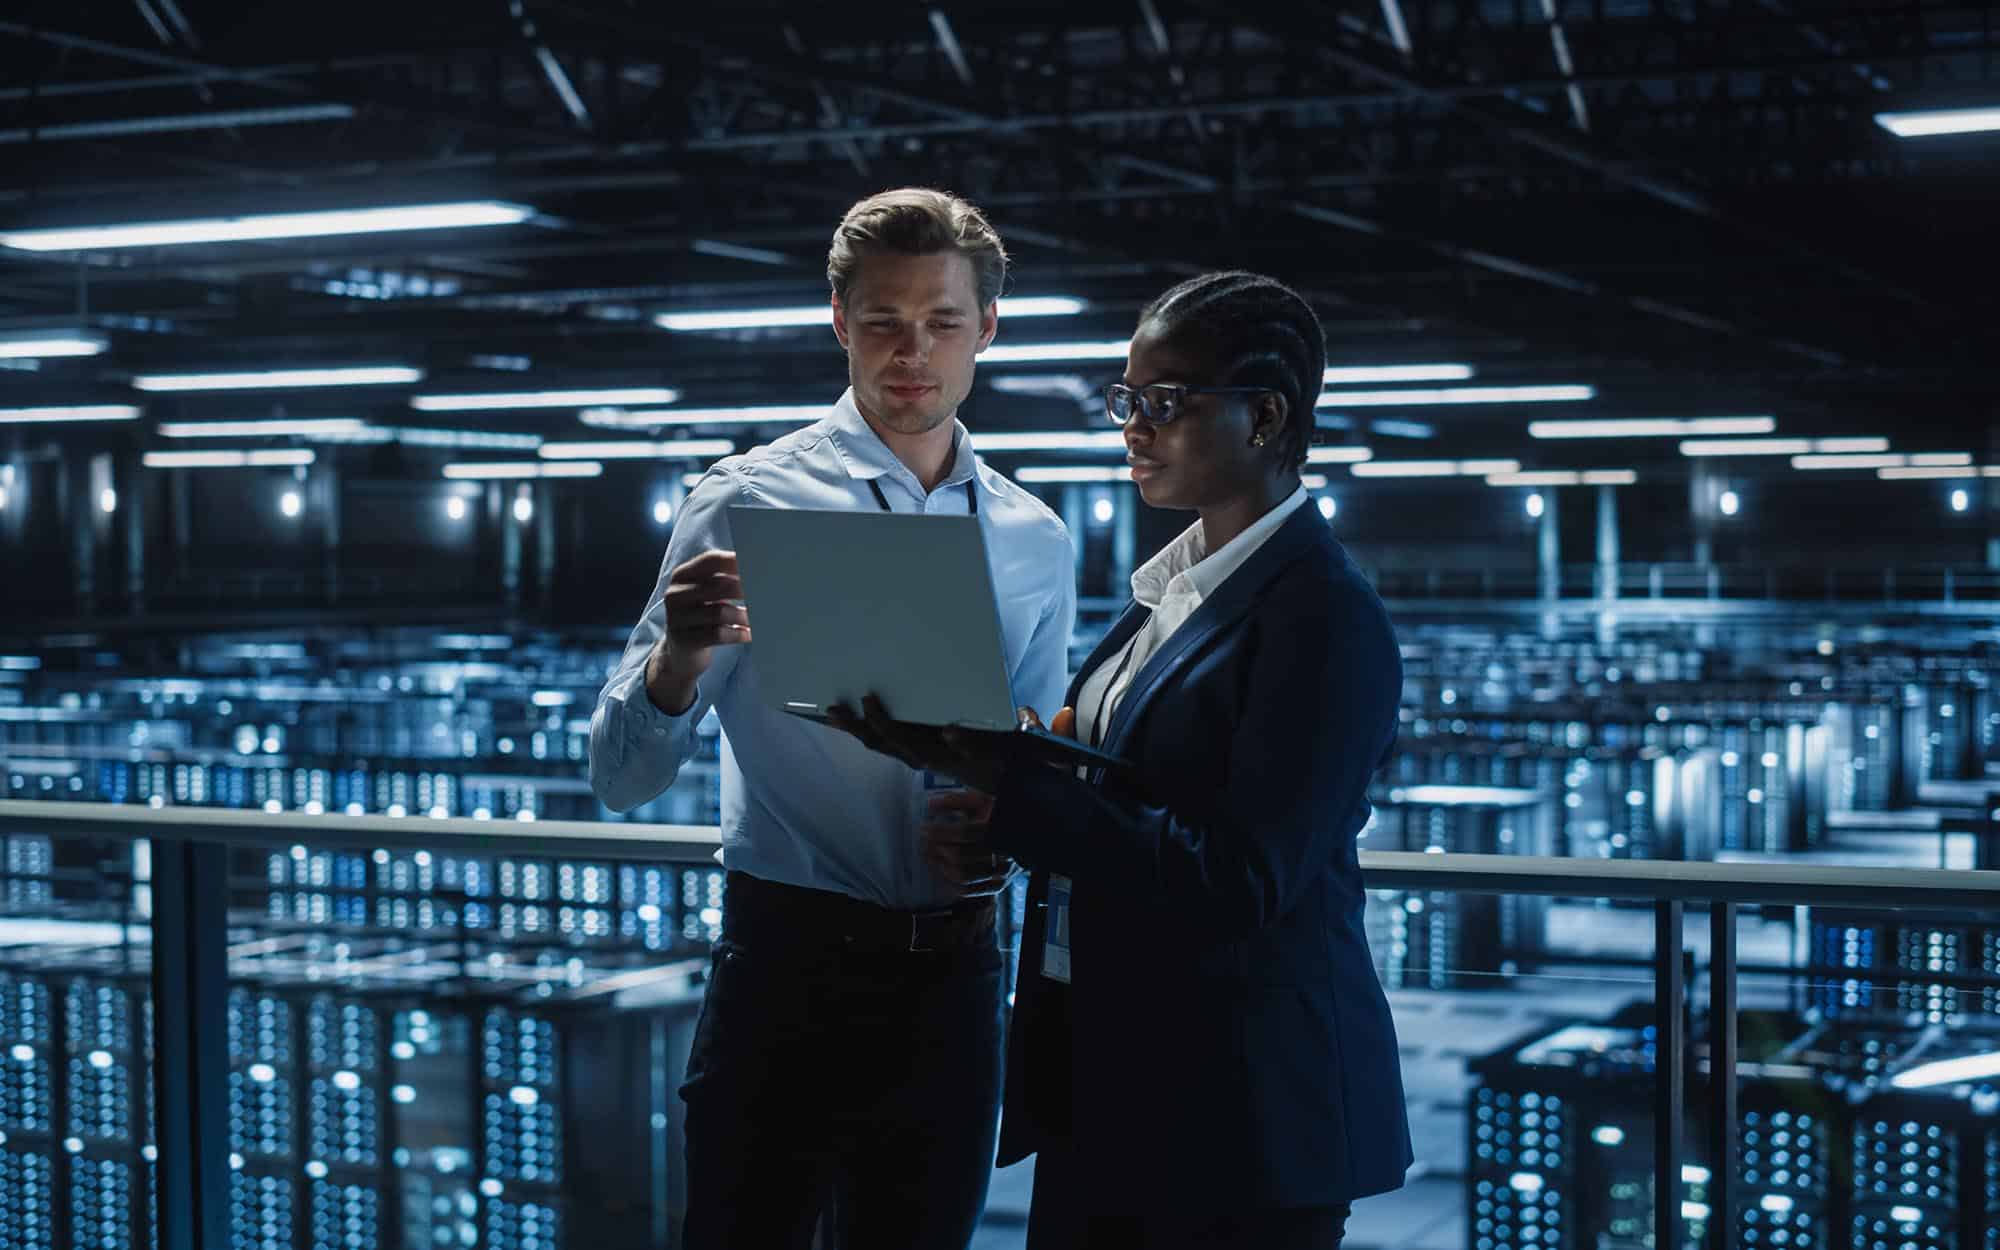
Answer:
[
  {"left": 442, "top": 462, "right": 603, "bottom": 480},
  {"left": 1679, "top": 437, "right": 1891, "bottom": 457},
  {"left": 0, "top": 332, "right": 107, "bottom": 359},
  {"left": 1875, "top": 107, "right": 2000, "bottom": 138},
  {"left": 143, "top": 450, "right": 315, "bottom": 468},
  {"left": 412, "top": 387, "right": 680, "bottom": 412},
  {"left": 1891, "top": 1050, "right": 2000, "bottom": 1089},
  {"left": 1350, "top": 459, "right": 1522, "bottom": 478},
  {"left": 1488, "top": 471, "right": 1580, "bottom": 486},
  {"left": 160, "top": 418, "right": 372, "bottom": 438},
  {"left": 579, "top": 405, "right": 821, "bottom": 428},
  {"left": 1583, "top": 470, "right": 1639, "bottom": 485},
  {"left": 1319, "top": 385, "right": 1595, "bottom": 408},
  {"left": 1014, "top": 466, "right": 1132, "bottom": 483},
  {"left": 0, "top": 405, "right": 140, "bottom": 424},
  {"left": 133, "top": 366, "right": 421, "bottom": 392},
  {"left": 656, "top": 295, "right": 1086, "bottom": 331},
  {"left": 1794, "top": 452, "right": 1974, "bottom": 470},
  {"left": 1323, "top": 364, "right": 1472, "bottom": 384},
  {"left": 1530, "top": 416, "right": 1775, "bottom": 439},
  {"left": 0, "top": 201, "right": 534, "bottom": 252},
  {"left": 1877, "top": 466, "right": 1984, "bottom": 480},
  {"left": 392, "top": 428, "right": 543, "bottom": 450},
  {"left": 974, "top": 431, "right": 1127, "bottom": 452},
  {"left": 981, "top": 340, "right": 1131, "bottom": 363},
  {"left": 1301, "top": 474, "right": 1329, "bottom": 489},
  {"left": 1306, "top": 447, "right": 1375, "bottom": 465},
  {"left": 538, "top": 439, "right": 733, "bottom": 460}
]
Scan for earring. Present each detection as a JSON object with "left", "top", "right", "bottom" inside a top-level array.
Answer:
[{"left": 1251, "top": 433, "right": 1268, "bottom": 447}]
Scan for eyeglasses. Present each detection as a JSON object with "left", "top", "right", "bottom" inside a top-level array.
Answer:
[{"left": 1104, "top": 382, "right": 1272, "bottom": 427}]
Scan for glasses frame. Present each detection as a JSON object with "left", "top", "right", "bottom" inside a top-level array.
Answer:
[{"left": 1103, "top": 382, "right": 1274, "bottom": 427}]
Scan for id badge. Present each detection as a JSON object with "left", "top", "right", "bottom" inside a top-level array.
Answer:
[{"left": 1041, "top": 874, "right": 1073, "bottom": 983}]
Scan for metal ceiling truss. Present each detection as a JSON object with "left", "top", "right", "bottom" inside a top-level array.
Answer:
[{"left": 0, "top": 0, "right": 1993, "bottom": 440}]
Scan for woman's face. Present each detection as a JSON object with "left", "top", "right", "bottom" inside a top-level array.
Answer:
[{"left": 1120, "top": 325, "right": 1281, "bottom": 512}]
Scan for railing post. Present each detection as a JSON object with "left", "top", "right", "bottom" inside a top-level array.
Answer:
[
  {"left": 1656, "top": 899, "right": 1686, "bottom": 1250},
  {"left": 1708, "top": 902, "right": 1738, "bottom": 1250},
  {"left": 152, "top": 839, "right": 231, "bottom": 1250}
]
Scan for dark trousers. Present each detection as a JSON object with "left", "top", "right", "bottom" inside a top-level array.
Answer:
[
  {"left": 1025, "top": 1141, "right": 1351, "bottom": 1250},
  {"left": 679, "top": 873, "right": 1005, "bottom": 1250}
]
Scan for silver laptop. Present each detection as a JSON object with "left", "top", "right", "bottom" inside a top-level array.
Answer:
[{"left": 727, "top": 505, "right": 1128, "bottom": 773}]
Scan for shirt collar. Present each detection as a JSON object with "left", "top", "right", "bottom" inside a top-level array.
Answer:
[
  {"left": 825, "top": 387, "right": 980, "bottom": 497},
  {"left": 1130, "top": 484, "right": 1312, "bottom": 610}
]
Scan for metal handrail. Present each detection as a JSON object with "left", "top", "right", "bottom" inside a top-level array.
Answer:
[
  {"left": 8, "top": 797, "right": 2000, "bottom": 1250},
  {"left": 7, "top": 799, "right": 2000, "bottom": 910}
]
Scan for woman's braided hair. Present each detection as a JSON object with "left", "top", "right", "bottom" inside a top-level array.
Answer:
[{"left": 1136, "top": 271, "right": 1325, "bottom": 472}]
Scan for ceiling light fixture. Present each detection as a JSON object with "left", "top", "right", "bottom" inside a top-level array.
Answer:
[
  {"left": 142, "top": 450, "right": 316, "bottom": 468},
  {"left": 0, "top": 331, "right": 108, "bottom": 359},
  {"left": 1306, "top": 447, "right": 1376, "bottom": 465},
  {"left": 1013, "top": 466, "right": 1134, "bottom": 483},
  {"left": 981, "top": 341, "right": 1132, "bottom": 364},
  {"left": 1529, "top": 417, "right": 1775, "bottom": 439},
  {"left": 1875, "top": 107, "right": 2000, "bottom": 138},
  {"left": 0, "top": 201, "right": 534, "bottom": 252},
  {"left": 133, "top": 366, "right": 422, "bottom": 392},
  {"left": 656, "top": 295, "right": 1087, "bottom": 331},
  {"left": 1877, "top": 466, "right": 1988, "bottom": 481},
  {"left": 1350, "top": 459, "right": 1522, "bottom": 478},
  {"left": 578, "top": 405, "right": 821, "bottom": 428},
  {"left": 1319, "top": 385, "right": 1595, "bottom": 408},
  {"left": 1322, "top": 364, "right": 1474, "bottom": 384},
  {"left": 537, "top": 439, "right": 734, "bottom": 460},
  {"left": 159, "top": 418, "right": 374, "bottom": 439},
  {"left": 412, "top": 387, "right": 679, "bottom": 412},
  {"left": 1794, "top": 452, "right": 1972, "bottom": 470},
  {"left": 974, "top": 432, "right": 1127, "bottom": 452},
  {"left": 442, "top": 462, "right": 604, "bottom": 480},
  {"left": 0, "top": 404, "right": 141, "bottom": 424},
  {"left": 1679, "top": 437, "right": 1890, "bottom": 457}
]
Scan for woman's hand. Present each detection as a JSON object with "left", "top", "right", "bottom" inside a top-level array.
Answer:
[
  {"left": 921, "top": 790, "right": 1017, "bottom": 896},
  {"left": 824, "top": 694, "right": 1017, "bottom": 794}
]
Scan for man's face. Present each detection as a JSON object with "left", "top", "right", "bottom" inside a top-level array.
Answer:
[{"left": 832, "top": 251, "right": 997, "bottom": 437}]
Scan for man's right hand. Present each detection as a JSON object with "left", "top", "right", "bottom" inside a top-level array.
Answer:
[{"left": 644, "top": 549, "right": 750, "bottom": 715}]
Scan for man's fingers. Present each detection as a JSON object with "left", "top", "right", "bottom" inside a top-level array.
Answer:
[
  {"left": 662, "top": 576, "right": 744, "bottom": 608},
  {"left": 1050, "top": 706, "right": 1077, "bottom": 740},
  {"left": 669, "top": 602, "right": 750, "bottom": 630},
  {"left": 668, "top": 626, "right": 751, "bottom": 650},
  {"left": 671, "top": 550, "right": 739, "bottom": 581}
]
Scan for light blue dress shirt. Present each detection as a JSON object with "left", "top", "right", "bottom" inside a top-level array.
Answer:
[{"left": 589, "top": 389, "right": 1077, "bottom": 908}]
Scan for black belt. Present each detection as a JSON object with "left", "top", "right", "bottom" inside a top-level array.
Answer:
[{"left": 721, "top": 871, "right": 997, "bottom": 954}]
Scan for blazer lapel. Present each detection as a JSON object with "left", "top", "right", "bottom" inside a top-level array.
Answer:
[
  {"left": 1063, "top": 600, "right": 1150, "bottom": 709},
  {"left": 1098, "top": 505, "right": 1331, "bottom": 759}
]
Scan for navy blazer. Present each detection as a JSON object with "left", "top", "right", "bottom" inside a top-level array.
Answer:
[{"left": 988, "top": 502, "right": 1412, "bottom": 1211}]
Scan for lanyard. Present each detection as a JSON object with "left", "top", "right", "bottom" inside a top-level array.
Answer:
[
  {"left": 1089, "top": 620, "right": 1148, "bottom": 751},
  {"left": 866, "top": 476, "right": 977, "bottom": 516}
]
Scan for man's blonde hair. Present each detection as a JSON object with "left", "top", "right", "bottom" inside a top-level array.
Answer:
[{"left": 827, "top": 187, "right": 1008, "bottom": 308}]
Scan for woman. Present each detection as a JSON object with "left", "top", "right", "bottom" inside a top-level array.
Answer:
[{"left": 836, "top": 271, "right": 1411, "bottom": 1249}]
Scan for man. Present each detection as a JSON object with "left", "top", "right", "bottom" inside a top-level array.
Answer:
[{"left": 590, "top": 187, "right": 1076, "bottom": 1249}]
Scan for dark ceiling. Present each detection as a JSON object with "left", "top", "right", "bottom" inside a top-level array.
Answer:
[{"left": 1, "top": 0, "right": 1997, "bottom": 478}]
